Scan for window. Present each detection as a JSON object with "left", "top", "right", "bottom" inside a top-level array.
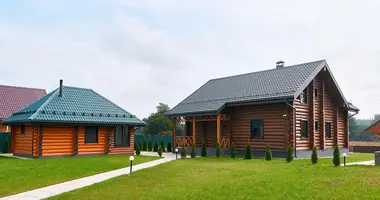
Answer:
[
  {"left": 300, "top": 87, "right": 308, "bottom": 104},
  {"left": 21, "top": 125, "right": 25, "bottom": 135},
  {"left": 115, "top": 126, "right": 130, "bottom": 147},
  {"left": 250, "top": 120, "right": 264, "bottom": 139},
  {"left": 301, "top": 120, "right": 308, "bottom": 139},
  {"left": 314, "top": 88, "right": 318, "bottom": 98},
  {"left": 85, "top": 126, "right": 98, "bottom": 144},
  {"left": 315, "top": 121, "right": 319, "bottom": 132},
  {"left": 325, "top": 122, "right": 332, "bottom": 138}
]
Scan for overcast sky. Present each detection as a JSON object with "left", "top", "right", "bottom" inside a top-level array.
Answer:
[{"left": 0, "top": 0, "right": 379, "bottom": 119}]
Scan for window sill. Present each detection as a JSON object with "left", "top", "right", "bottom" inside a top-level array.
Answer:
[
  {"left": 85, "top": 142, "right": 99, "bottom": 144},
  {"left": 325, "top": 137, "right": 333, "bottom": 140}
]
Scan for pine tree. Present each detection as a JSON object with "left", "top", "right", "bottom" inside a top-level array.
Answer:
[
  {"left": 143, "top": 140, "right": 147, "bottom": 151},
  {"left": 167, "top": 142, "right": 172, "bottom": 152},
  {"left": 311, "top": 146, "right": 318, "bottom": 164},
  {"left": 153, "top": 142, "right": 159, "bottom": 152},
  {"left": 160, "top": 140, "right": 165, "bottom": 152},
  {"left": 333, "top": 145, "right": 340, "bottom": 167},
  {"left": 201, "top": 139, "right": 207, "bottom": 157},
  {"left": 265, "top": 144, "right": 272, "bottom": 161},
  {"left": 148, "top": 140, "right": 153, "bottom": 151},
  {"left": 286, "top": 145, "right": 293, "bottom": 163},
  {"left": 191, "top": 142, "right": 196, "bottom": 158},
  {"left": 2, "top": 138, "right": 10, "bottom": 153},
  {"left": 230, "top": 142, "right": 236, "bottom": 158},
  {"left": 216, "top": 143, "right": 221, "bottom": 158},
  {"left": 245, "top": 143, "right": 252, "bottom": 160},
  {"left": 181, "top": 143, "right": 187, "bottom": 158},
  {"left": 135, "top": 143, "right": 141, "bottom": 155},
  {"left": 158, "top": 146, "right": 163, "bottom": 157}
]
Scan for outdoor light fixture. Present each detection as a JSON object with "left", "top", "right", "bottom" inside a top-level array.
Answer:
[
  {"left": 129, "top": 156, "right": 135, "bottom": 173},
  {"left": 175, "top": 148, "right": 179, "bottom": 160},
  {"left": 343, "top": 153, "right": 347, "bottom": 166}
]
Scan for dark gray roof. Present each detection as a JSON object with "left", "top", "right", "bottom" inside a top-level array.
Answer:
[
  {"left": 168, "top": 60, "right": 329, "bottom": 116},
  {"left": 348, "top": 102, "right": 360, "bottom": 112}
]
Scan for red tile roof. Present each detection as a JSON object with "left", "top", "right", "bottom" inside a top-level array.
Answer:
[{"left": 0, "top": 85, "right": 47, "bottom": 119}]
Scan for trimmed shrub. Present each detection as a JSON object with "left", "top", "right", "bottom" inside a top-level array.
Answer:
[
  {"left": 286, "top": 145, "right": 293, "bottom": 163},
  {"left": 191, "top": 142, "right": 196, "bottom": 158},
  {"left": 135, "top": 143, "right": 141, "bottom": 155},
  {"left": 160, "top": 140, "right": 165, "bottom": 152},
  {"left": 167, "top": 142, "right": 172, "bottom": 152},
  {"left": 265, "top": 144, "right": 272, "bottom": 161},
  {"left": 181, "top": 143, "right": 187, "bottom": 158},
  {"left": 230, "top": 142, "right": 236, "bottom": 158},
  {"left": 153, "top": 142, "right": 159, "bottom": 152},
  {"left": 148, "top": 140, "right": 153, "bottom": 151},
  {"left": 139, "top": 141, "right": 143, "bottom": 151},
  {"left": 216, "top": 143, "right": 221, "bottom": 157},
  {"left": 143, "top": 140, "right": 147, "bottom": 151},
  {"left": 245, "top": 143, "right": 252, "bottom": 160},
  {"left": 201, "top": 139, "right": 207, "bottom": 157},
  {"left": 158, "top": 146, "right": 163, "bottom": 157},
  {"left": 134, "top": 142, "right": 137, "bottom": 151},
  {"left": 333, "top": 145, "right": 340, "bottom": 167},
  {"left": 2, "top": 138, "right": 10, "bottom": 153},
  {"left": 311, "top": 146, "right": 318, "bottom": 164}
]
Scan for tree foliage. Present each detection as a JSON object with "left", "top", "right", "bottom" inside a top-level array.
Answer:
[
  {"left": 265, "top": 144, "right": 272, "bottom": 161},
  {"left": 143, "top": 103, "right": 173, "bottom": 135},
  {"left": 286, "top": 145, "right": 293, "bottom": 163},
  {"left": 311, "top": 146, "right": 318, "bottom": 164},
  {"left": 245, "top": 143, "right": 252, "bottom": 160},
  {"left": 158, "top": 146, "right": 163, "bottom": 157},
  {"left": 160, "top": 140, "right": 165, "bottom": 152},
  {"left": 153, "top": 142, "right": 159, "bottom": 152},
  {"left": 2, "top": 138, "right": 10, "bottom": 153},
  {"left": 230, "top": 142, "right": 236, "bottom": 158},
  {"left": 216, "top": 143, "right": 221, "bottom": 158},
  {"left": 167, "top": 142, "right": 172, "bottom": 152},
  {"left": 142, "top": 140, "right": 147, "bottom": 151},
  {"left": 191, "top": 142, "right": 196, "bottom": 158},
  {"left": 201, "top": 139, "right": 207, "bottom": 157},
  {"left": 333, "top": 145, "right": 340, "bottom": 167},
  {"left": 181, "top": 144, "right": 187, "bottom": 158},
  {"left": 135, "top": 144, "right": 141, "bottom": 155},
  {"left": 148, "top": 140, "right": 153, "bottom": 151}
]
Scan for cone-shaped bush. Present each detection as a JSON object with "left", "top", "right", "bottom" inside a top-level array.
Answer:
[
  {"left": 158, "top": 146, "right": 163, "bottom": 157},
  {"left": 311, "top": 146, "right": 318, "bottom": 164},
  {"left": 230, "top": 142, "right": 236, "bottom": 158},
  {"left": 265, "top": 144, "right": 272, "bottom": 161},
  {"left": 245, "top": 143, "right": 252, "bottom": 160},
  {"left": 333, "top": 145, "right": 340, "bottom": 167},
  {"left": 139, "top": 141, "right": 143, "bottom": 151},
  {"left": 191, "top": 142, "right": 196, "bottom": 158},
  {"left": 148, "top": 140, "right": 153, "bottom": 151},
  {"left": 181, "top": 143, "right": 187, "bottom": 158},
  {"left": 286, "top": 145, "right": 293, "bottom": 163},
  {"left": 143, "top": 140, "right": 147, "bottom": 151},
  {"left": 135, "top": 143, "right": 141, "bottom": 155},
  {"left": 2, "top": 138, "right": 10, "bottom": 153},
  {"left": 160, "top": 140, "right": 165, "bottom": 152},
  {"left": 134, "top": 142, "right": 136, "bottom": 151},
  {"left": 167, "top": 142, "right": 172, "bottom": 152},
  {"left": 153, "top": 142, "right": 159, "bottom": 152},
  {"left": 201, "top": 139, "right": 207, "bottom": 157},
  {"left": 216, "top": 143, "right": 221, "bottom": 157}
]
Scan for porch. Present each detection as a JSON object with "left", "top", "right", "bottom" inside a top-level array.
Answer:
[{"left": 173, "top": 114, "right": 232, "bottom": 149}]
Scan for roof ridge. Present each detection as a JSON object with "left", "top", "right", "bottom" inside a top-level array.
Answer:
[
  {"left": 210, "top": 59, "right": 326, "bottom": 82},
  {"left": 0, "top": 84, "right": 46, "bottom": 91},
  {"left": 29, "top": 89, "right": 59, "bottom": 120}
]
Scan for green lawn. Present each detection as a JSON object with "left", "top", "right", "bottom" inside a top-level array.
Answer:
[
  {"left": 49, "top": 153, "right": 379, "bottom": 200},
  {"left": 0, "top": 155, "right": 159, "bottom": 197}
]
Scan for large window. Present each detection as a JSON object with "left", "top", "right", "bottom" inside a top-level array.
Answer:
[
  {"left": 115, "top": 126, "right": 130, "bottom": 147},
  {"left": 301, "top": 120, "right": 308, "bottom": 139},
  {"left": 300, "top": 87, "right": 308, "bottom": 104},
  {"left": 85, "top": 126, "right": 98, "bottom": 144},
  {"left": 250, "top": 120, "right": 264, "bottom": 139},
  {"left": 325, "top": 122, "right": 332, "bottom": 138}
]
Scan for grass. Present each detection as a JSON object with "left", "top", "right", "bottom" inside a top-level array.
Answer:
[
  {"left": 49, "top": 153, "right": 379, "bottom": 200},
  {"left": 0, "top": 155, "right": 159, "bottom": 197}
]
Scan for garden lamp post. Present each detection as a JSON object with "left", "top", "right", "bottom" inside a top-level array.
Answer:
[
  {"left": 129, "top": 156, "right": 135, "bottom": 173},
  {"left": 175, "top": 148, "right": 179, "bottom": 160},
  {"left": 343, "top": 153, "right": 347, "bottom": 166}
]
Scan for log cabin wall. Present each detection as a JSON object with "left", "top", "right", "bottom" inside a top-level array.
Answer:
[
  {"left": 192, "top": 121, "right": 229, "bottom": 147},
  {"left": 230, "top": 103, "right": 287, "bottom": 151},
  {"left": 42, "top": 126, "right": 74, "bottom": 156},
  {"left": 108, "top": 127, "right": 134, "bottom": 155},
  {"left": 12, "top": 125, "right": 33, "bottom": 156},
  {"left": 78, "top": 126, "right": 107, "bottom": 155}
]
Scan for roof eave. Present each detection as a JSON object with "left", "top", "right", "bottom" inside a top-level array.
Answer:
[{"left": 2, "top": 120, "right": 145, "bottom": 126}]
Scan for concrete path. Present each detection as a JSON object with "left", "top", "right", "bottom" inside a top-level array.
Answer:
[
  {"left": 342, "top": 160, "right": 375, "bottom": 166},
  {"left": 0, "top": 152, "right": 176, "bottom": 200},
  {"left": 0, "top": 153, "right": 30, "bottom": 160}
]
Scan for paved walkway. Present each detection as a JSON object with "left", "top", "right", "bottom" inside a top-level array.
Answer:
[
  {"left": 1, "top": 152, "right": 176, "bottom": 200},
  {"left": 0, "top": 153, "right": 30, "bottom": 160},
  {"left": 342, "top": 160, "right": 375, "bottom": 166}
]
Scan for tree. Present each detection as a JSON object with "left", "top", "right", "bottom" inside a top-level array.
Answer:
[
  {"left": 230, "top": 142, "right": 236, "bottom": 158},
  {"left": 2, "top": 138, "right": 10, "bottom": 153},
  {"left": 333, "top": 145, "right": 340, "bottom": 167},
  {"left": 142, "top": 140, "right": 147, "bottom": 151},
  {"left": 143, "top": 103, "right": 173, "bottom": 135},
  {"left": 286, "top": 145, "right": 293, "bottom": 163},
  {"left": 135, "top": 144, "right": 141, "bottom": 155},
  {"left": 191, "top": 142, "right": 196, "bottom": 158},
  {"left": 201, "top": 139, "right": 207, "bottom": 157},
  {"left": 245, "top": 143, "right": 252, "bottom": 160},
  {"left": 160, "top": 140, "right": 165, "bottom": 152},
  {"left": 311, "top": 146, "right": 318, "bottom": 164},
  {"left": 153, "top": 142, "right": 159, "bottom": 152},
  {"left": 148, "top": 140, "right": 153, "bottom": 151},
  {"left": 181, "top": 144, "right": 187, "bottom": 158},
  {"left": 167, "top": 142, "right": 172, "bottom": 152},
  {"left": 265, "top": 144, "right": 272, "bottom": 161},
  {"left": 158, "top": 146, "right": 163, "bottom": 157},
  {"left": 216, "top": 143, "right": 221, "bottom": 158}
]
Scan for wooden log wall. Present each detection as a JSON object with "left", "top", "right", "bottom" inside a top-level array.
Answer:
[
  {"left": 193, "top": 121, "right": 229, "bottom": 147},
  {"left": 78, "top": 126, "right": 106, "bottom": 155},
  {"left": 12, "top": 125, "right": 33, "bottom": 155},
  {"left": 42, "top": 126, "right": 74, "bottom": 156}
]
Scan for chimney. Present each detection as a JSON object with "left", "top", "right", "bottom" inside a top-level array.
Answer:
[
  {"left": 276, "top": 60, "right": 285, "bottom": 69},
  {"left": 59, "top": 79, "right": 63, "bottom": 97}
]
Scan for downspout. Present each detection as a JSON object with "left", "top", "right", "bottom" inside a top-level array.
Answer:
[
  {"left": 285, "top": 100, "right": 297, "bottom": 158},
  {"left": 348, "top": 110, "right": 359, "bottom": 118}
]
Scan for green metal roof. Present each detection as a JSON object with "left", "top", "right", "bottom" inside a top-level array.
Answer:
[{"left": 3, "top": 86, "right": 145, "bottom": 126}]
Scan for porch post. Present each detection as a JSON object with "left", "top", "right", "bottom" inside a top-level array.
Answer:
[
  {"left": 173, "top": 119, "right": 177, "bottom": 149},
  {"left": 217, "top": 114, "right": 221, "bottom": 144},
  {"left": 192, "top": 117, "right": 196, "bottom": 144}
]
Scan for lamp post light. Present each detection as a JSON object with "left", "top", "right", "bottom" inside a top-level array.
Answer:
[
  {"left": 129, "top": 156, "right": 135, "bottom": 173},
  {"left": 175, "top": 148, "right": 179, "bottom": 160},
  {"left": 342, "top": 153, "right": 347, "bottom": 166}
]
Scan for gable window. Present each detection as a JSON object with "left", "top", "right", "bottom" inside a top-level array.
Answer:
[
  {"left": 325, "top": 122, "right": 332, "bottom": 138},
  {"left": 314, "top": 88, "right": 318, "bottom": 98},
  {"left": 301, "top": 120, "right": 308, "bottom": 139},
  {"left": 250, "top": 120, "right": 264, "bottom": 139},
  {"left": 300, "top": 87, "right": 308, "bottom": 104},
  {"left": 21, "top": 125, "right": 25, "bottom": 135},
  {"left": 315, "top": 121, "right": 319, "bottom": 132},
  {"left": 85, "top": 126, "right": 98, "bottom": 144},
  {"left": 115, "top": 126, "right": 130, "bottom": 147}
]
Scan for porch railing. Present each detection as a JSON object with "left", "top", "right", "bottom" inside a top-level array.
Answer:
[
  {"left": 175, "top": 136, "right": 193, "bottom": 147},
  {"left": 220, "top": 136, "right": 231, "bottom": 148}
]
